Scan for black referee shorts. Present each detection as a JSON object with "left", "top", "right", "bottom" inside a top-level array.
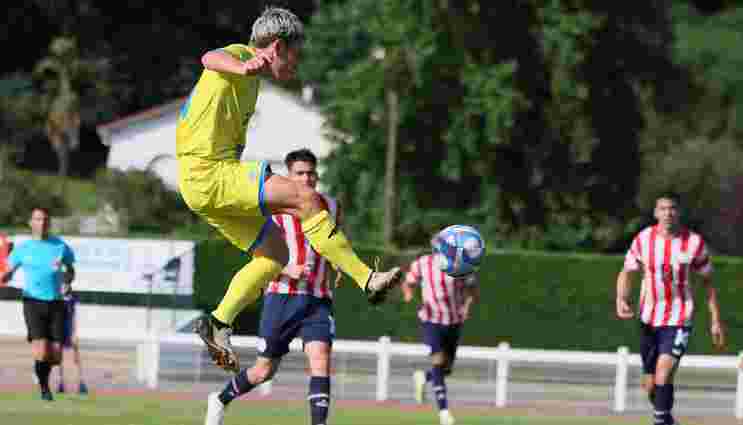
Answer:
[{"left": 22, "top": 297, "right": 66, "bottom": 343}]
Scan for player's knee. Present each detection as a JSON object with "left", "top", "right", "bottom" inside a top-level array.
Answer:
[
  {"left": 308, "top": 355, "right": 330, "bottom": 374},
  {"left": 250, "top": 363, "right": 277, "bottom": 384},
  {"left": 431, "top": 352, "right": 446, "bottom": 368},
  {"left": 294, "top": 185, "right": 322, "bottom": 220},
  {"left": 34, "top": 345, "right": 50, "bottom": 360},
  {"left": 654, "top": 356, "right": 677, "bottom": 384}
]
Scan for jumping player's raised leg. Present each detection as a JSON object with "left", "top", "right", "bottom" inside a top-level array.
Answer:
[
  {"left": 197, "top": 223, "right": 287, "bottom": 372},
  {"left": 263, "top": 173, "right": 401, "bottom": 301}
]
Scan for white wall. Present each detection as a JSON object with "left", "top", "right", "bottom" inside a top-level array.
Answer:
[
  {"left": 243, "top": 83, "right": 332, "bottom": 162},
  {"left": 0, "top": 300, "right": 200, "bottom": 337},
  {"left": 106, "top": 113, "right": 178, "bottom": 176},
  {"left": 104, "top": 82, "right": 335, "bottom": 190}
]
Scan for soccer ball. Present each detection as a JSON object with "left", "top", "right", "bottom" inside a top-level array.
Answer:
[{"left": 431, "top": 225, "right": 485, "bottom": 277}]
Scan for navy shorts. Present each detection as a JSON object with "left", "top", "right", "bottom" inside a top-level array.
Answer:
[
  {"left": 62, "top": 312, "right": 74, "bottom": 348},
  {"left": 640, "top": 323, "right": 691, "bottom": 374},
  {"left": 422, "top": 322, "right": 461, "bottom": 359},
  {"left": 258, "top": 294, "right": 335, "bottom": 358},
  {"left": 61, "top": 298, "right": 77, "bottom": 348}
]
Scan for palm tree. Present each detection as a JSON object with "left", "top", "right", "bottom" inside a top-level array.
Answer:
[{"left": 33, "top": 36, "right": 108, "bottom": 177}]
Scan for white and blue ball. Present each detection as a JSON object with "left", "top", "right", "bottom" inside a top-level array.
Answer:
[{"left": 432, "top": 225, "right": 485, "bottom": 277}]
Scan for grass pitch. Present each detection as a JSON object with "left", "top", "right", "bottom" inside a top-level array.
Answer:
[{"left": 0, "top": 390, "right": 701, "bottom": 425}]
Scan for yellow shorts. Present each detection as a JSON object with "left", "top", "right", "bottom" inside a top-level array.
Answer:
[{"left": 178, "top": 157, "right": 272, "bottom": 252}]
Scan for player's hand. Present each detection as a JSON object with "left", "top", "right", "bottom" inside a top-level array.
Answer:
[
  {"left": 459, "top": 306, "right": 470, "bottom": 321},
  {"left": 240, "top": 50, "right": 273, "bottom": 75},
  {"left": 283, "top": 264, "right": 303, "bottom": 280},
  {"left": 616, "top": 298, "right": 634, "bottom": 320},
  {"left": 333, "top": 269, "right": 343, "bottom": 288},
  {"left": 711, "top": 321, "right": 726, "bottom": 351}
]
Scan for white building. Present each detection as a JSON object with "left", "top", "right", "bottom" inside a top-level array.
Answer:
[{"left": 97, "top": 82, "right": 334, "bottom": 189}]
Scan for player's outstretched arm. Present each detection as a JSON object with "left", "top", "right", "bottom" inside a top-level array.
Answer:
[
  {"left": 201, "top": 48, "right": 272, "bottom": 76},
  {"left": 401, "top": 262, "right": 420, "bottom": 303},
  {"left": 460, "top": 285, "right": 480, "bottom": 321},
  {"left": 401, "top": 282, "right": 416, "bottom": 303},
  {"left": 702, "top": 276, "right": 725, "bottom": 350},
  {"left": 616, "top": 270, "right": 635, "bottom": 320}
]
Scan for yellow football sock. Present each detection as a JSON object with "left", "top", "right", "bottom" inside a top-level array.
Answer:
[
  {"left": 302, "top": 210, "right": 372, "bottom": 290},
  {"left": 212, "top": 255, "right": 283, "bottom": 325}
]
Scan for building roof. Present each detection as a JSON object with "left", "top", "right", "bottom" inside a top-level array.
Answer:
[{"left": 96, "top": 97, "right": 186, "bottom": 146}]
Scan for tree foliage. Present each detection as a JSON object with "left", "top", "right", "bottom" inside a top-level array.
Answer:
[
  {"left": 302, "top": 1, "right": 703, "bottom": 250},
  {"left": 4, "top": 1, "right": 743, "bottom": 252}
]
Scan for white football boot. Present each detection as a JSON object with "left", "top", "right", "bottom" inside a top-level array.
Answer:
[
  {"left": 204, "top": 392, "right": 225, "bottom": 425},
  {"left": 439, "top": 409, "right": 456, "bottom": 425}
]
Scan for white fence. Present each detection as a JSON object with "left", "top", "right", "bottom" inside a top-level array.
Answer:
[{"left": 133, "top": 333, "right": 743, "bottom": 418}]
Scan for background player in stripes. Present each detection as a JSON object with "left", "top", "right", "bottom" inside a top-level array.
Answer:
[
  {"left": 402, "top": 239, "right": 480, "bottom": 425},
  {"left": 205, "top": 149, "right": 342, "bottom": 425},
  {"left": 616, "top": 192, "right": 725, "bottom": 425}
]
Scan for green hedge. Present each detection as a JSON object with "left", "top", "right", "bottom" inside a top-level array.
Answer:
[{"left": 193, "top": 239, "right": 743, "bottom": 355}]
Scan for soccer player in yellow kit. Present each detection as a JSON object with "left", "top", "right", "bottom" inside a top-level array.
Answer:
[{"left": 176, "top": 7, "right": 402, "bottom": 373}]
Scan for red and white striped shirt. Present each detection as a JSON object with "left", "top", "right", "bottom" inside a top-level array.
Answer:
[
  {"left": 405, "top": 254, "right": 478, "bottom": 325},
  {"left": 266, "top": 194, "right": 338, "bottom": 299},
  {"left": 623, "top": 225, "right": 713, "bottom": 327}
]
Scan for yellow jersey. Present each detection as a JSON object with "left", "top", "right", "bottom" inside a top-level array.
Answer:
[{"left": 176, "top": 44, "right": 260, "bottom": 161}]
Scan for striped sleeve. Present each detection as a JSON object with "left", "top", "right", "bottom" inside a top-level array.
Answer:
[{"left": 623, "top": 234, "right": 642, "bottom": 272}]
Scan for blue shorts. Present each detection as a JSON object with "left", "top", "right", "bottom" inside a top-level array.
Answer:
[
  {"left": 640, "top": 323, "right": 691, "bottom": 374},
  {"left": 421, "top": 322, "right": 461, "bottom": 358},
  {"left": 258, "top": 294, "right": 335, "bottom": 358}
]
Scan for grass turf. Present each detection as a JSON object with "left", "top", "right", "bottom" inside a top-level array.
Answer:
[{"left": 0, "top": 390, "right": 676, "bottom": 425}]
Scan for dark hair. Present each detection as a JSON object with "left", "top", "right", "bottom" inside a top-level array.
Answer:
[
  {"left": 655, "top": 191, "right": 682, "bottom": 206},
  {"left": 284, "top": 148, "right": 317, "bottom": 169},
  {"left": 30, "top": 206, "right": 50, "bottom": 216}
]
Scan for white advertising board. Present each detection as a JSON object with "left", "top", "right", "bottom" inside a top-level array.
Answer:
[{"left": 8, "top": 235, "right": 195, "bottom": 295}]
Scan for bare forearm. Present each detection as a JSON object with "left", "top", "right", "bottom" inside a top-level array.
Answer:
[
  {"left": 464, "top": 286, "right": 479, "bottom": 309},
  {"left": 616, "top": 271, "right": 632, "bottom": 302},
  {"left": 706, "top": 282, "right": 721, "bottom": 324},
  {"left": 402, "top": 283, "right": 415, "bottom": 303},
  {"left": 202, "top": 50, "right": 251, "bottom": 75},
  {"left": 463, "top": 295, "right": 476, "bottom": 310}
]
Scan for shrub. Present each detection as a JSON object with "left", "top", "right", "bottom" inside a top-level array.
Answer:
[
  {"left": 94, "top": 168, "right": 196, "bottom": 234},
  {"left": 0, "top": 167, "right": 68, "bottom": 225}
]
